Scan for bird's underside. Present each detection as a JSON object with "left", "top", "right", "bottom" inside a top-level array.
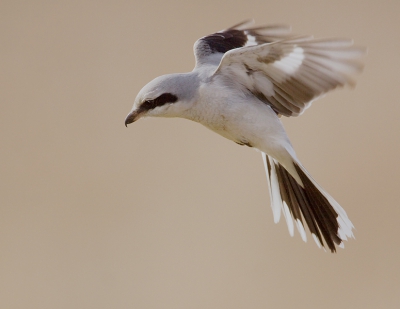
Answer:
[{"left": 125, "top": 20, "right": 364, "bottom": 252}]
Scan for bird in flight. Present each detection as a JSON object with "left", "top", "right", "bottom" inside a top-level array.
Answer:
[{"left": 125, "top": 20, "right": 364, "bottom": 252}]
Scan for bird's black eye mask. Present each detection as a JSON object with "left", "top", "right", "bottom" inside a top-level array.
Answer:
[{"left": 140, "top": 93, "right": 178, "bottom": 112}]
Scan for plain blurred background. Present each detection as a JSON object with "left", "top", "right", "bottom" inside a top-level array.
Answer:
[{"left": 1, "top": 1, "right": 399, "bottom": 308}]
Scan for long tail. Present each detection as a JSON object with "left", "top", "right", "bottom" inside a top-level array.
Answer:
[{"left": 262, "top": 153, "right": 354, "bottom": 252}]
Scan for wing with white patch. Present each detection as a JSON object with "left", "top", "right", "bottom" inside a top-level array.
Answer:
[
  {"left": 213, "top": 36, "right": 365, "bottom": 116},
  {"left": 194, "top": 20, "right": 291, "bottom": 67}
]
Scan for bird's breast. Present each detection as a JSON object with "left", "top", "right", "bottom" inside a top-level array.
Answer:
[
  {"left": 186, "top": 92, "right": 258, "bottom": 143},
  {"left": 185, "top": 86, "right": 292, "bottom": 155}
]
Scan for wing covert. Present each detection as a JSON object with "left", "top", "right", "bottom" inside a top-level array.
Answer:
[{"left": 213, "top": 36, "right": 365, "bottom": 116}]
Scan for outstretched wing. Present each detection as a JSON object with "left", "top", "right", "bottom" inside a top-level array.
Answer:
[
  {"left": 213, "top": 36, "right": 365, "bottom": 117},
  {"left": 194, "top": 20, "right": 291, "bottom": 67}
]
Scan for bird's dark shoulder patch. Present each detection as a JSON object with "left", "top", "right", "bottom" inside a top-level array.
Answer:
[{"left": 200, "top": 29, "right": 248, "bottom": 54}]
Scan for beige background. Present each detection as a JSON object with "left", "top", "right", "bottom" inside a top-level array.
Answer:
[{"left": 1, "top": 1, "right": 399, "bottom": 308}]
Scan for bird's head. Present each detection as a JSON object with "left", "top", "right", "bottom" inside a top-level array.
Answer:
[{"left": 125, "top": 73, "right": 198, "bottom": 126}]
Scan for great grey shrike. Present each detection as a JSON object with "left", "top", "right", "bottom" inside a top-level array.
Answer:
[{"left": 125, "top": 20, "right": 364, "bottom": 252}]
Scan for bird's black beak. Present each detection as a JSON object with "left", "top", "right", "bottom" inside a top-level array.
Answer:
[{"left": 125, "top": 111, "right": 140, "bottom": 127}]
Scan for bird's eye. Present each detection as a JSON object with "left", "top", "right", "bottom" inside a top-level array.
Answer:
[
  {"left": 140, "top": 93, "right": 178, "bottom": 112},
  {"left": 141, "top": 99, "right": 155, "bottom": 110}
]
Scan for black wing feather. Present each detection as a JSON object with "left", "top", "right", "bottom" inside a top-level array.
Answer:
[
  {"left": 201, "top": 30, "right": 248, "bottom": 54},
  {"left": 194, "top": 21, "right": 291, "bottom": 66}
]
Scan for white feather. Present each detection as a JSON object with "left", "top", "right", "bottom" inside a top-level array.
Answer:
[
  {"left": 312, "top": 234, "right": 322, "bottom": 249},
  {"left": 283, "top": 201, "right": 294, "bottom": 237},
  {"left": 296, "top": 219, "right": 307, "bottom": 242},
  {"left": 252, "top": 72, "right": 275, "bottom": 96},
  {"left": 245, "top": 33, "right": 258, "bottom": 46},
  {"left": 271, "top": 47, "right": 304, "bottom": 78},
  {"left": 267, "top": 157, "right": 283, "bottom": 223}
]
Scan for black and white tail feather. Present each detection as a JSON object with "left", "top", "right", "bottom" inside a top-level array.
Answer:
[{"left": 262, "top": 153, "right": 354, "bottom": 252}]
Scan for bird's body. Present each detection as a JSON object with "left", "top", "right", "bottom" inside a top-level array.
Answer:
[
  {"left": 192, "top": 79, "right": 296, "bottom": 176},
  {"left": 125, "top": 20, "right": 364, "bottom": 252}
]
